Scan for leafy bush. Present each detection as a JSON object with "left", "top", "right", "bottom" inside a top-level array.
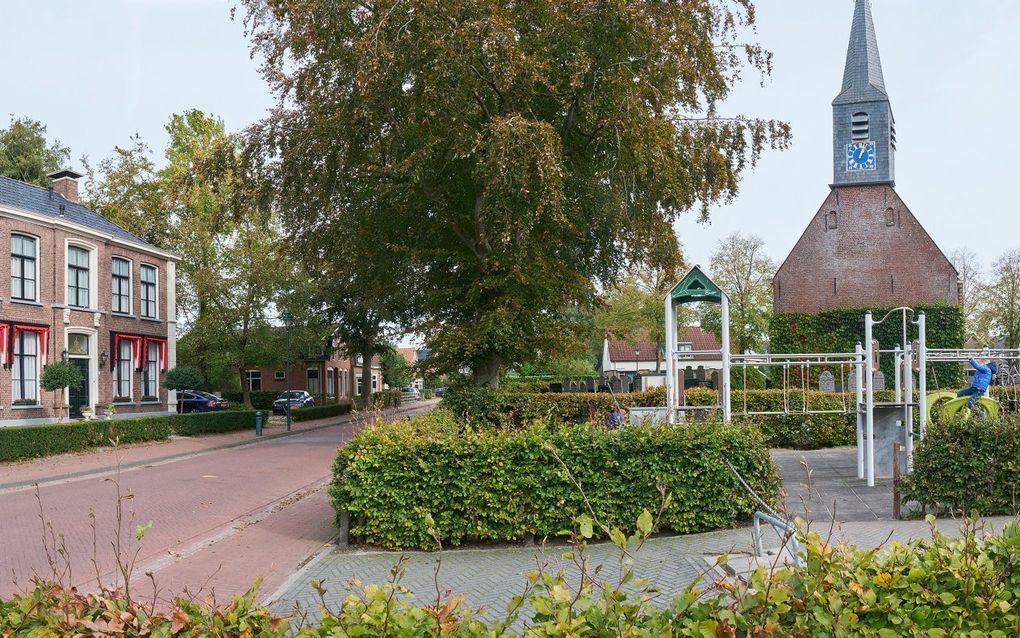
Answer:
[
  {"left": 0, "top": 419, "right": 171, "bottom": 463},
  {"left": 221, "top": 390, "right": 280, "bottom": 410},
  {"left": 353, "top": 389, "right": 402, "bottom": 410},
  {"left": 292, "top": 403, "right": 353, "bottom": 422},
  {"left": 329, "top": 410, "right": 779, "bottom": 549},
  {"left": 162, "top": 366, "right": 204, "bottom": 392},
  {"left": 422, "top": 389, "right": 434, "bottom": 399},
  {"left": 442, "top": 386, "right": 666, "bottom": 428},
  {"left": 902, "top": 416, "right": 1020, "bottom": 515},
  {"left": 169, "top": 411, "right": 257, "bottom": 436},
  {"left": 5, "top": 520, "right": 1020, "bottom": 635}
]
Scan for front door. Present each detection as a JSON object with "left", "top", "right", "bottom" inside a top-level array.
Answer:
[{"left": 68, "top": 358, "right": 90, "bottom": 418}]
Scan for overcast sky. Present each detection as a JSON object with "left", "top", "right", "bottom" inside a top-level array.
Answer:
[{"left": 3, "top": 1, "right": 1018, "bottom": 273}]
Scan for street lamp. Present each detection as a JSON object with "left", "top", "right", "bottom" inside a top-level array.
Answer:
[{"left": 282, "top": 311, "right": 293, "bottom": 431}]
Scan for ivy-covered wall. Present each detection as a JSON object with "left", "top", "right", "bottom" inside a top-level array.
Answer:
[{"left": 768, "top": 304, "right": 965, "bottom": 387}]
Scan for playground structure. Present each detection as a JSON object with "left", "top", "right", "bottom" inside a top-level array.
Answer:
[{"left": 664, "top": 267, "right": 1020, "bottom": 488}]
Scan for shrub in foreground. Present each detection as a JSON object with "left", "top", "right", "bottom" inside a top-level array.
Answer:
[
  {"left": 0, "top": 418, "right": 171, "bottom": 463},
  {"left": 4, "top": 520, "right": 1020, "bottom": 635},
  {"left": 329, "top": 410, "right": 779, "bottom": 549},
  {"left": 902, "top": 416, "right": 1020, "bottom": 515},
  {"left": 168, "top": 410, "right": 257, "bottom": 436}
]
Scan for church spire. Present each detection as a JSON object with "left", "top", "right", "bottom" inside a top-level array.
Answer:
[
  {"left": 831, "top": 0, "right": 895, "bottom": 186},
  {"left": 835, "top": 0, "right": 887, "bottom": 104}
]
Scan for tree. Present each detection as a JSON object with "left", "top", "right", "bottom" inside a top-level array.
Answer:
[
  {"left": 700, "top": 233, "right": 775, "bottom": 354},
  {"left": 82, "top": 135, "right": 170, "bottom": 248},
  {"left": 163, "top": 366, "right": 205, "bottom": 412},
  {"left": 0, "top": 117, "right": 71, "bottom": 186},
  {"left": 949, "top": 248, "right": 985, "bottom": 342},
  {"left": 976, "top": 250, "right": 1020, "bottom": 348},
  {"left": 380, "top": 346, "right": 412, "bottom": 389},
  {"left": 240, "top": 0, "right": 790, "bottom": 387},
  {"left": 41, "top": 361, "right": 84, "bottom": 423}
]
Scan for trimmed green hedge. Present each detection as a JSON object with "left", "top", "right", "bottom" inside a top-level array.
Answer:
[
  {"left": 329, "top": 410, "right": 780, "bottom": 549},
  {"left": 902, "top": 416, "right": 1020, "bottom": 515},
  {"left": 292, "top": 402, "right": 353, "bottom": 422},
  {"left": 442, "top": 386, "right": 667, "bottom": 428},
  {"left": 353, "top": 389, "right": 402, "bottom": 410},
  {"left": 0, "top": 411, "right": 260, "bottom": 463},
  {"left": 0, "top": 418, "right": 171, "bottom": 463},
  {"left": 169, "top": 410, "right": 256, "bottom": 436},
  {"left": 222, "top": 390, "right": 281, "bottom": 410}
]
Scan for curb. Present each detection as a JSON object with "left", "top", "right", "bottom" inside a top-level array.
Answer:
[{"left": 0, "top": 401, "right": 436, "bottom": 493}]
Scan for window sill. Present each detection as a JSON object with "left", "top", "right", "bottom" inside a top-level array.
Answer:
[
  {"left": 111, "top": 312, "right": 135, "bottom": 319},
  {"left": 140, "top": 316, "right": 162, "bottom": 323},
  {"left": 11, "top": 403, "right": 43, "bottom": 409},
  {"left": 10, "top": 298, "right": 43, "bottom": 307},
  {"left": 56, "top": 305, "right": 105, "bottom": 314},
  {"left": 112, "top": 400, "right": 134, "bottom": 406},
  {"left": 141, "top": 400, "right": 162, "bottom": 405}
]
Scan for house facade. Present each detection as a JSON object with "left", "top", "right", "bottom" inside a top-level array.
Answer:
[
  {"left": 242, "top": 335, "right": 383, "bottom": 400},
  {"left": 602, "top": 327, "right": 723, "bottom": 388},
  {"left": 0, "top": 171, "right": 178, "bottom": 424}
]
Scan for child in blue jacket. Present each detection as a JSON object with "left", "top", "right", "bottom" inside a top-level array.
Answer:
[{"left": 957, "top": 358, "right": 998, "bottom": 408}]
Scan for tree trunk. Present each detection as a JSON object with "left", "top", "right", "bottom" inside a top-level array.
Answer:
[
  {"left": 360, "top": 347, "right": 374, "bottom": 406},
  {"left": 473, "top": 353, "right": 501, "bottom": 388},
  {"left": 240, "top": 368, "right": 251, "bottom": 406}
]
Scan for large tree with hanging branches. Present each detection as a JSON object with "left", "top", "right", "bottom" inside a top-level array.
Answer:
[{"left": 240, "top": 0, "right": 790, "bottom": 386}]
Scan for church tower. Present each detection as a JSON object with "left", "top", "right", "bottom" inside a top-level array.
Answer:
[
  {"left": 773, "top": 0, "right": 959, "bottom": 315},
  {"left": 832, "top": 0, "right": 895, "bottom": 187}
]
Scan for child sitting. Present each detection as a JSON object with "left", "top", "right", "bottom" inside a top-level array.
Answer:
[{"left": 957, "top": 358, "right": 998, "bottom": 409}]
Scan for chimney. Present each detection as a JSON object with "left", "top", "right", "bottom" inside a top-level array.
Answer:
[{"left": 47, "top": 169, "right": 83, "bottom": 204}]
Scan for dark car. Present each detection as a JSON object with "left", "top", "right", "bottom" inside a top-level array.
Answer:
[
  {"left": 179, "top": 390, "right": 229, "bottom": 413},
  {"left": 273, "top": 390, "right": 315, "bottom": 415},
  {"left": 432, "top": 387, "right": 446, "bottom": 398}
]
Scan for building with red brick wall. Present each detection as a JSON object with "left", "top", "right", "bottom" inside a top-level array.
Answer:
[
  {"left": 774, "top": 0, "right": 958, "bottom": 315},
  {"left": 241, "top": 335, "right": 383, "bottom": 401},
  {"left": 0, "top": 171, "right": 178, "bottom": 424}
]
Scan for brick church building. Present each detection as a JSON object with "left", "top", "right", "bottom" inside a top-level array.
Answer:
[{"left": 774, "top": 0, "right": 959, "bottom": 314}]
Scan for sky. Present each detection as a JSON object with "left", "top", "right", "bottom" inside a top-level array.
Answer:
[{"left": 2, "top": 1, "right": 1019, "bottom": 275}]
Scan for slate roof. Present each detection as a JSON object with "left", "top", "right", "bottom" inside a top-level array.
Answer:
[
  {"left": 0, "top": 175, "right": 164, "bottom": 253},
  {"left": 834, "top": 0, "right": 888, "bottom": 105}
]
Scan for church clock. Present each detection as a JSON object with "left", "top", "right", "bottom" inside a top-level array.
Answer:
[{"left": 846, "top": 142, "right": 877, "bottom": 171}]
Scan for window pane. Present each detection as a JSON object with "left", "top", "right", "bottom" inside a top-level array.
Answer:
[
  {"left": 141, "top": 265, "right": 156, "bottom": 283},
  {"left": 68, "top": 334, "right": 89, "bottom": 356},
  {"left": 113, "top": 258, "right": 129, "bottom": 276}
]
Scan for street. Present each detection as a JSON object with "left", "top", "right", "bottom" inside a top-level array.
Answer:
[{"left": 0, "top": 404, "right": 434, "bottom": 602}]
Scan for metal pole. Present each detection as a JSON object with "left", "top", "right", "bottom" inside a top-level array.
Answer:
[
  {"left": 917, "top": 312, "right": 927, "bottom": 440},
  {"left": 855, "top": 342, "right": 864, "bottom": 479},
  {"left": 720, "top": 294, "right": 731, "bottom": 422},
  {"left": 903, "top": 341, "right": 914, "bottom": 470},
  {"left": 285, "top": 314, "right": 293, "bottom": 432},
  {"left": 893, "top": 344, "right": 902, "bottom": 404},
  {"left": 664, "top": 293, "right": 675, "bottom": 424},
  {"left": 865, "top": 311, "right": 875, "bottom": 487}
]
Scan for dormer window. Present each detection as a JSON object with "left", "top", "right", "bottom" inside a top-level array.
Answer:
[{"left": 851, "top": 112, "right": 869, "bottom": 140}]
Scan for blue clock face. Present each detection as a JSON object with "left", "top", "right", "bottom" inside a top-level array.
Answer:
[{"left": 846, "top": 142, "right": 877, "bottom": 171}]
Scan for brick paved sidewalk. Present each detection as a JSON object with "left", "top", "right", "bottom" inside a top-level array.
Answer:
[
  {"left": 271, "top": 516, "right": 1016, "bottom": 627},
  {"left": 0, "top": 401, "right": 438, "bottom": 491}
]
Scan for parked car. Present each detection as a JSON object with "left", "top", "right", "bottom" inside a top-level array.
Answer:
[
  {"left": 432, "top": 387, "right": 446, "bottom": 397},
  {"left": 179, "top": 390, "right": 229, "bottom": 413},
  {"left": 400, "top": 386, "right": 421, "bottom": 402},
  {"left": 273, "top": 390, "right": 315, "bottom": 415}
]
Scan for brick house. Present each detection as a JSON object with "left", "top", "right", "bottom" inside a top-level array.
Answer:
[
  {"left": 774, "top": 0, "right": 959, "bottom": 314},
  {"left": 602, "top": 327, "right": 722, "bottom": 382},
  {"left": 0, "top": 171, "right": 178, "bottom": 424},
  {"left": 241, "top": 333, "right": 383, "bottom": 400}
]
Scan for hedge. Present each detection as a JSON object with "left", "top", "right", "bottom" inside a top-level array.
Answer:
[
  {"left": 353, "top": 389, "right": 402, "bottom": 410},
  {"left": 5, "top": 520, "right": 1020, "bottom": 635},
  {"left": 902, "top": 416, "right": 1020, "bottom": 515},
  {"left": 222, "top": 390, "right": 283, "bottom": 410},
  {"left": 0, "top": 411, "right": 259, "bottom": 463},
  {"left": 0, "top": 418, "right": 171, "bottom": 463},
  {"left": 291, "top": 402, "right": 353, "bottom": 422},
  {"left": 769, "top": 303, "right": 966, "bottom": 386},
  {"left": 329, "top": 410, "right": 780, "bottom": 550}
]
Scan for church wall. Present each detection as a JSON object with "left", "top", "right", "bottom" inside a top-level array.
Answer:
[{"left": 773, "top": 185, "right": 959, "bottom": 314}]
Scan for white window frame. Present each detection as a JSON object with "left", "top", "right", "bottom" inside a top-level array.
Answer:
[
  {"left": 12, "top": 330, "right": 40, "bottom": 404},
  {"left": 11, "top": 233, "right": 39, "bottom": 303},
  {"left": 143, "top": 342, "right": 160, "bottom": 399},
  {"left": 245, "top": 369, "right": 262, "bottom": 392},
  {"left": 140, "top": 264, "right": 159, "bottom": 320},
  {"left": 326, "top": 367, "right": 335, "bottom": 397},
  {"left": 274, "top": 370, "right": 285, "bottom": 380},
  {"left": 64, "top": 239, "right": 98, "bottom": 310},
  {"left": 111, "top": 256, "right": 133, "bottom": 316},
  {"left": 307, "top": 367, "right": 320, "bottom": 395},
  {"left": 113, "top": 339, "right": 134, "bottom": 402}
]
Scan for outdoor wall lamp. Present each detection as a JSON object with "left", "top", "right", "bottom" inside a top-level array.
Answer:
[
  {"left": 100, "top": 351, "right": 108, "bottom": 366},
  {"left": 61, "top": 349, "right": 69, "bottom": 362}
]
